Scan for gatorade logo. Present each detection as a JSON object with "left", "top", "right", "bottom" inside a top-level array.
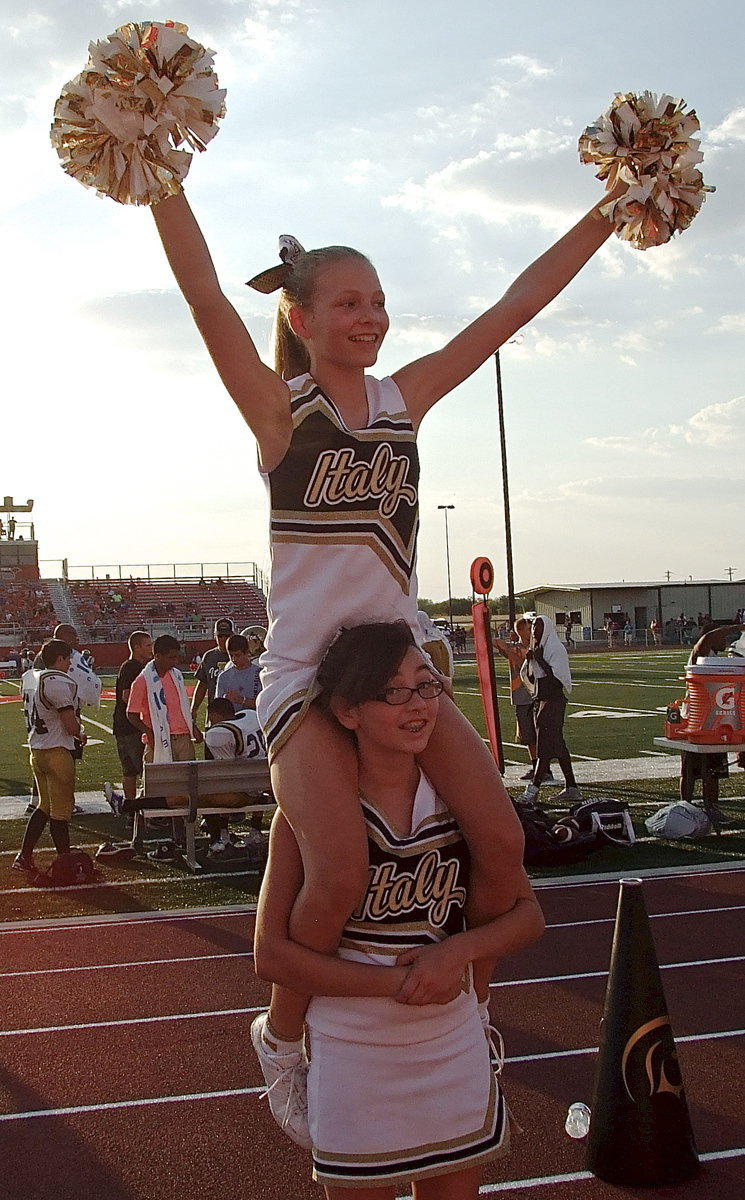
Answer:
[{"left": 714, "top": 686, "right": 736, "bottom": 711}]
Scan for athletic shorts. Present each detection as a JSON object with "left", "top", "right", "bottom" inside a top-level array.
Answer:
[
  {"left": 515, "top": 702, "right": 536, "bottom": 746},
  {"left": 535, "top": 695, "right": 569, "bottom": 760},
  {"left": 30, "top": 747, "right": 76, "bottom": 821},
  {"left": 116, "top": 733, "right": 144, "bottom": 778}
]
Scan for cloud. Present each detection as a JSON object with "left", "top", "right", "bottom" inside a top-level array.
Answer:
[
  {"left": 383, "top": 132, "right": 578, "bottom": 235},
  {"left": 585, "top": 395, "right": 745, "bottom": 456},
  {"left": 585, "top": 432, "right": 670, "bottom": 457},
  {"left": 612, "top": 329, "right": 655, "bottom": 362},
  {"left": 707, "top": 312, "right": 745, "bottom": 334},
  {"left": 518, "top": 472, "right": 743, "bottom": 506},
  {"left": 707, "top": 107, "right": 745, "bottom": 142},
  {"left": 670, "top": 394, "right": 745, "bottom": 447}
]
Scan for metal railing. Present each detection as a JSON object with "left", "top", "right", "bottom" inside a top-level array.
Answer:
[{"left": 39, "top": 560, "right": 267, "bottom": 592}]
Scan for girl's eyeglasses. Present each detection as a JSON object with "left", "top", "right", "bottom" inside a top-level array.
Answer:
[{"left": 374, "top": 679, "right": 444, "bottom": 706}]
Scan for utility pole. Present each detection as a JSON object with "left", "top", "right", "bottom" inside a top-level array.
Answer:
[{"left": 437, "top": 505, "right": 455, "bottom": 631}]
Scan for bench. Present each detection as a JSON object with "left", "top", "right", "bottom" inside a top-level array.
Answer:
[{"left": 138, "top": 757, "right": 275, "bottom": 872}]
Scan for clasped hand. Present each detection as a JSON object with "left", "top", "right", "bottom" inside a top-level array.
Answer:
[{"left": 393, "top": 938, "right": 469, "bottom": 1006}]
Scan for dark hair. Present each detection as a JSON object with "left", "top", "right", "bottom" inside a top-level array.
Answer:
[
  {"left": 274, "top": 246, "right": 375, "bottom": 379},
  {"left": 208, "top": 697, "right": 235, "bottom": 721},
  {"left": 128, "top": 630, "right": 151, "bottom": 651},
  {"left": 226, "top": 633, "right": 249, "bottom": 654},
  {"left": 154, "top": 634, "right": 181, "bottom": 655},
  {"left": 41, "top": 638, "right": 72, "bottom": 668},
  {"left": 316, "top": 621, "right": 417, "bottom": 710}
]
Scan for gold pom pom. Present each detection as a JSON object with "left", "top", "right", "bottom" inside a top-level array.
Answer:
[
  {"left": 50, "top": 21, "right": 226, "bottom": 205},
  {"left": 578, "top": 92, "right": 714, "bottom": 249}
]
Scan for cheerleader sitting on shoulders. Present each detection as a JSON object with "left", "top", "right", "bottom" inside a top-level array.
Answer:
[{"left": 254, "top": 621, "right": 544, "bottom": 1199}]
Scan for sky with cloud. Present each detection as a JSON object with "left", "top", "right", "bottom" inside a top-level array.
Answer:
[{"left": 2, "top": 0, "right": 744, "bottom": 601}]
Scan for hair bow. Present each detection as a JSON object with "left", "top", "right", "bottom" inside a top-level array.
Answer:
[{"left": 246, "top": 234, "right": 306, "bottom": 293}]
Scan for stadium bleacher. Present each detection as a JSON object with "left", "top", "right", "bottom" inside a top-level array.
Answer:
[{"left": 67, "top": 577, "right": 267, "bottom": 639}]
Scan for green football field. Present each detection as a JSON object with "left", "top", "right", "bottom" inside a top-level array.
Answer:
[
  {"left": 1, "top": 647, "right": 743, "bottom": 922},
  {"left": 0, "top": 647, "right": 732, "bottom": 794},
  {"left": 457, "top": 646, "right": 694, "bottom": 764}
]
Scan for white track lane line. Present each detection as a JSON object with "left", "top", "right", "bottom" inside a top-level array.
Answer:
[
  {"left": 0, "top": 1086, "right": 265, "bottom": 1122},
  {"left": 489, "top": 954, "right": 745, "bottom": 989},
  {"left": 0, "top": 868, "right": 262, "bottom": 895},
  {"left": 507, "top": 1028, "right": 745, "bottom": 1064},
  {"left": 476, "top": 1149, "right": 745, "bottom": 1194},
  {"left": 2, "top": 864, "right": 743, "bottom": 933},
  {"left": 0, "top": 1005, "right": 265, "bottom": 1038},
  {"left": 547, "top": 902, "right": 745, "bottom": 929},
  {"left": 0, "top": 1037, "right": 742, "bottom": 1123},
  {"left": 3, "top": 904, "right": 743, "bottom": 978},
  {"left": 0, "top": 951, "right": 254, "bottom": 979}
]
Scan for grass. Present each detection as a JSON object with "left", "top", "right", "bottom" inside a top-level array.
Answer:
[{"left": 0, "top": 649, "right": 743, "bottom": 922}]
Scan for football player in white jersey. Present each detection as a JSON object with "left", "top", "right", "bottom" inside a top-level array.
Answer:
[
  {"left": 14, "top": 639, "right": 86, "bottom": 875},
  {"left": 202, "top": 696, "right": 268, "bottom": 854}
]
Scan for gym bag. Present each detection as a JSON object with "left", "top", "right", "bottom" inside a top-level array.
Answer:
[{"left": 37, "top": 850, "right": 97, "bottom": 887}]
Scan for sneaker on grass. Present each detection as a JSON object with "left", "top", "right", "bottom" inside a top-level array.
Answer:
[
  {"left": 103, "top": 782, "right": 124, "bottom": 816},
  {"left": 517, "top": 783, "right": 540, "bottom": 806},
  {"left": 250, "top": 1012, "right": 311, "bottom": 1149},
  {"left": 12, "top": 853, "right": 36, "bottom": 874},
  {"left": 554, "top": 786, "right": 583, "bottom": 804},
  {"left": 537, "top": 770, "right": 557, "bottom": 785}
]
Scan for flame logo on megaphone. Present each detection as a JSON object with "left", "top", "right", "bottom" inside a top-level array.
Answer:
[{"left": 621, "top": 1016, "right": 685, "bottom": 1103}]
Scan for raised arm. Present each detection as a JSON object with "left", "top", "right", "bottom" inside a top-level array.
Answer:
[
  {"left": 393, "top": 191, "right": 620, "bottom": 427},
  {"left": 151, "top": 193, "right": 291, "bottom": 468}
]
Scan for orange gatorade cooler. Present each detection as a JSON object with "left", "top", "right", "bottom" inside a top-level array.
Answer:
[{"left": 680, "top": 659, "right": 745, "bottom": 743}]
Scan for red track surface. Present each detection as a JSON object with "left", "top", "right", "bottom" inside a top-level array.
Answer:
[{"left": 1, "top": 869, "right": 744, "bottom": 1199}]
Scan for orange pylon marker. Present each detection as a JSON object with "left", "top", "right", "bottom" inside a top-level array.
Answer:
[{"left": 587, "top": 878, "right": 699, "bottom": 1186}]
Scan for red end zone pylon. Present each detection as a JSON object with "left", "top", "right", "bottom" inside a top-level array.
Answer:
[
  {"left": 470, "top": 557, "right": 504, "bottom": 773},
  {"left": 587, "top": 878, "right": 699, "bottom": 1186}
]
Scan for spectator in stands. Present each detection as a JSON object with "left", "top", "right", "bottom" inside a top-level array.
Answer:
[
  {"left": 216, "top": 633, "right": 263, "bottom": 709},
  {"left": 105, "top": 631, "right": 154, "bottom": 812},
  {"left": 202, "top": 695, "right": 268, "bottom": 855},
  {"left": 190, "top": 618, "right": 233, "bottom": 733},
  {"left": 13, "top": 639, "right": 85, "bottom": 875},
  {"left": 126, "top": 635, "right": 201, "bottom": 779}
]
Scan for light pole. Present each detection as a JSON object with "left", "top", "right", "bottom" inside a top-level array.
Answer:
[
  {"left": 437, "top": 504, "right": 454, "bottom": 631},
  {"left": 495, "top": 348, "right": 515, "bottom": 627}
]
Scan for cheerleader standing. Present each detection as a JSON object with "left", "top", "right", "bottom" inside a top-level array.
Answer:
[{"left": 254, "top": 621, "right": 544, "bottom": 1197}]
